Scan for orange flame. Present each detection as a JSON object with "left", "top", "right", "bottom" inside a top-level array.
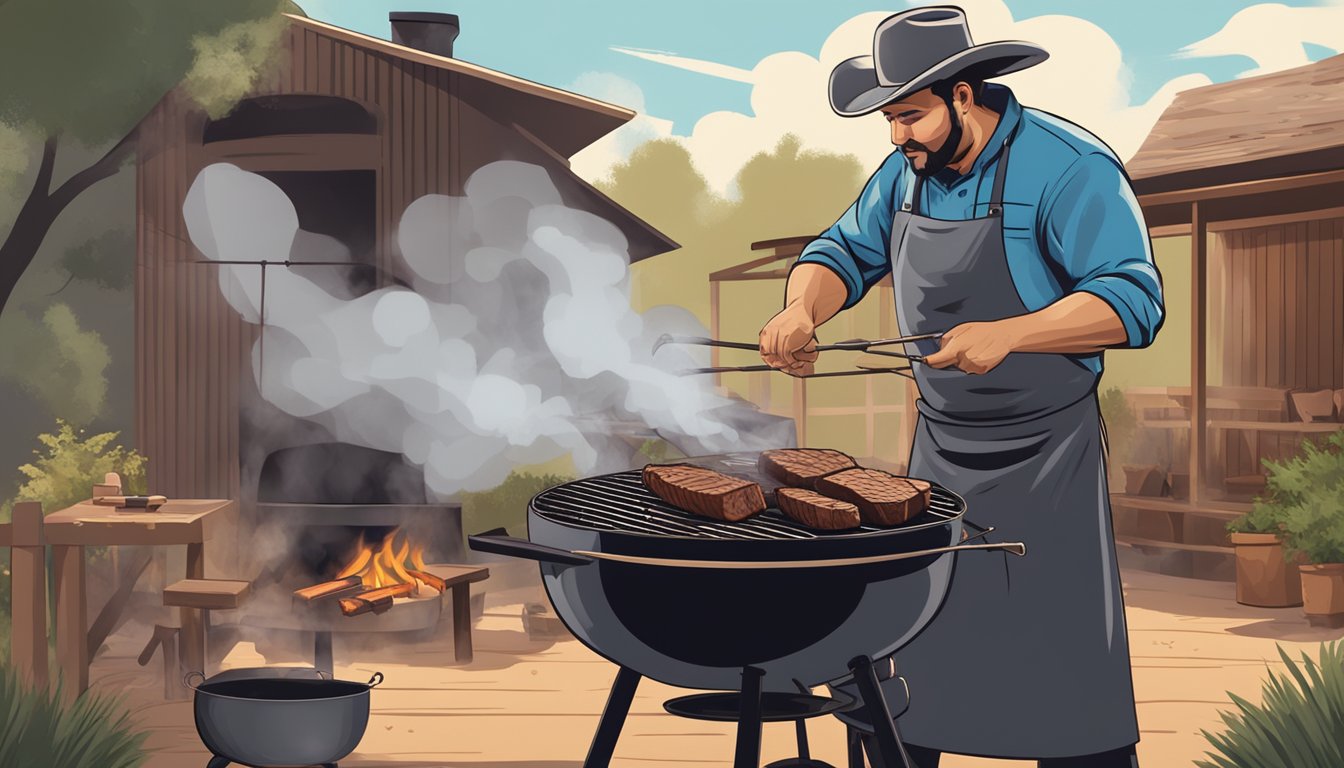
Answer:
[{"left": 335, "top": 528, "right": 437, "bottom": 596}]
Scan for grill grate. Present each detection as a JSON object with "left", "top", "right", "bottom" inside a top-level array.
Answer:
[{"left": 533, "top": 471, "right": 962, "bottom": 540}]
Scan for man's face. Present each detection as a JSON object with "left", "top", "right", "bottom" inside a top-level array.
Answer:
[{"left": 880, "top": 87, "right": 963, "bottom": 176}]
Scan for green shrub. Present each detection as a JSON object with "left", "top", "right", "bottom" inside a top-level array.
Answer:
[
  {"left": 1099, "top": 386, "right": 1137, "bottom": 463},
  {"left": 1198, "top": 641, "right": 1344, "bottom": 768},
  {"left": 1226, "top": 502, "right": 1287, "bottom": 536},
  {"left": 1254, "top": 431, "right": 1344, "bottom": 564},
  {"left": 0, "top": 665, "right": 148, "bottom": 768},
  {"left": 460, "top": 471, "right": 575, "bottom": 538},
  {"left": 2, "top": 420, "right": 146, "bottom": 522}
]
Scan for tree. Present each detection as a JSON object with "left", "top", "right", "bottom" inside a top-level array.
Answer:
[{"left": 0, "top": 0, "right": 304, "bottom": 317}]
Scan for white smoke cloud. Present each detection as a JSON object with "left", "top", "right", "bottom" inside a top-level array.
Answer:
[
  {"left": 572, "top": 0, "right": 1212, "bottom": 192},
  {"left": 182, "top": 161, "right": 788, "bottom": 497}
]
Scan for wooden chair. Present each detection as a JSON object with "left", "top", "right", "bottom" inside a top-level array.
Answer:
[{"left": 139, "top": 579, "right": 251, "bottom": 697}]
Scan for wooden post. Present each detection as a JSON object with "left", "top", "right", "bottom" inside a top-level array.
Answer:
[
  {"left": 9, "top": 502, "right": 48, "bottom": 688},
  {"left": 179, "top": 543, "right": 206, "bottom": 678},
  {"left": 709, "top": 279, "right": 722, "bottom": 393},
  {"left": 52, "top": 544, "right": 87, "bottom": 697},
  {"left": 793, "top": 378, "right": 807, "bottom": 447},
  {"left": 1190, "top": 202, "right": 1208, "bottom": 505}
]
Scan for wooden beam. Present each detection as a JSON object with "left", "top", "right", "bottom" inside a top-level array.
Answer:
[
  {"left": 1190, "top": 202, "right": 1208, "bottom": 506},
  {"left": 9, "top": 502, "right": 48, "bottom": 688},
  {"left": 1148, "top": 223, "right": 1191, "bottom": 239},
  {"left": 750, "top": 235, "right": 816, "bottom": 252},
  {"left": 1206, "top": 205, "right": 1344, "bottom": 233},
  {"left": 1137, "top": 167, "right": 1344, "bottom": 208}
]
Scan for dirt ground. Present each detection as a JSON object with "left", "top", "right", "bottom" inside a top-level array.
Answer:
[{"left": 92, "top": 567, "right": 1342, "bottom": 768}]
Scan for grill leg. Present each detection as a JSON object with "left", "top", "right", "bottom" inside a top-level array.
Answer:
[
  {"left": 584, "top": 666, "right": 641, "bottom": 768},
  {"left": 849, "top": 655, "right": 912, "bottom": 768},
  {"left": 735, "top": 665, "right": 766, "bottom": 768}
]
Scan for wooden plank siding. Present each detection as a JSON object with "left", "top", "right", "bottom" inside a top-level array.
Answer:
[
  {"left": 1209, "top": 216, "right": 1344, "bottom": 481},
  {"left": 137, "top": 24, "right": 461, "bottom": 501}
]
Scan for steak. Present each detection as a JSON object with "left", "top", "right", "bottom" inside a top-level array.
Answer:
[
  {"left": 776, "top": 487, "right": 862, "bottom": 530},
  {"left": 758, "top": 448, "right": 858, "bottom": 488},
  {"left": 642, "top": 464, "right": 767, "bottom": 522},
  {"left": 814, "top": 468, "right": 932, "bottom": 526}
]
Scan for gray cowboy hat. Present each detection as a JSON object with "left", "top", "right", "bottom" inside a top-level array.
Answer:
[{"left": 829, "top": 6, "right": 1048, "bottom": 117}]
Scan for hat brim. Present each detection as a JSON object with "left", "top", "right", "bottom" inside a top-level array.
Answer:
[{"left": 829, "top": 41, "right": 1048, "bottom": 117}]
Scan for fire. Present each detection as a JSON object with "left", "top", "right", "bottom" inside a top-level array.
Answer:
[{"left": 336, "top": 528, "right": 433, "bottom": 594}]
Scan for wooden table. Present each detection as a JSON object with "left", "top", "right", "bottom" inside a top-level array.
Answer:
[{"left": 41, "top": 499, "right": 237, "bottom": 694}]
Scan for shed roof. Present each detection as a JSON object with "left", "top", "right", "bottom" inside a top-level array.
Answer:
[
  {"left": 1126, "top": 53, "right": 1344, "bottom": 195},
  {"left": 289, "top": 14, "right": 634, "bottom": 159}
]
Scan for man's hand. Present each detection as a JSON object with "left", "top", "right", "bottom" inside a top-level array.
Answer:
[
  {"left": 923, "top": 320, "right": 1020, "bottom": 374},
  {"left": 759, "top": 303, "right": 820, "bottom": 377}
]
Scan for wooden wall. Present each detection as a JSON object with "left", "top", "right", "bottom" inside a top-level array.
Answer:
[
  {"left": 1210, "top": 214, "right": 1344, "bottom": 477},
  {"left": 137, "top": 24, "right": 468, "bottom": 500}
]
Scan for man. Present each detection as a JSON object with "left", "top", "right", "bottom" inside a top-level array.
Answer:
[{"left": 759, "top": 6, "right": 1163, "bottom": 768}]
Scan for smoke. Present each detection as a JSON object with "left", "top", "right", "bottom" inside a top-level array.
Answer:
[{"left": 182, "top": 160, "right": 788, "bottom": 498}]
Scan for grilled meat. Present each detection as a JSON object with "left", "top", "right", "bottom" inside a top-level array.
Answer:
[
  {"left": 776, "top": 487, "right": 862, "bottom": 530},
  {"left": 814, "top": 468, "right": 931, "bottom": 526},
  {"left": 642, "top": 464, "right": 767, "bottom": 522},
  {"left": 758, "top": 448, "right": 858, "bottom": 488}
]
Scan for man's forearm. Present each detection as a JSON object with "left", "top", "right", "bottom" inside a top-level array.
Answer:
[
  {"left": 1001, "top": 292, "right": 1129, "bottom": 354},
  {"left": 785, "top": 263, "right": 850, "bottom": 327}
]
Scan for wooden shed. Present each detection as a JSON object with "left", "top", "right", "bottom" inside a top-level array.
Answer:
[
  {"left": 1112, "top": 53, "right": 1344, "bottom": 577},
  {"left": 134, "top": 12, "right": 677, "bottom": 502}
]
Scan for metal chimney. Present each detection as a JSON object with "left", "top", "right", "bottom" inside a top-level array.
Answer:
[{"left": 389, "top": 12, "right": 460, "bottom": 58}]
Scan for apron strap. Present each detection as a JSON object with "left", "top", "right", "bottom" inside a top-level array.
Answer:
[
  {"left": 904, "top": 173, "right": 922, "bottom": 215},
  {"left": 986, "top": 127, "right": 1017, "bottom": 216}
]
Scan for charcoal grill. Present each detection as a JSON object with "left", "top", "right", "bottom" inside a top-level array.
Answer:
[{"left": 469, "top": 452, "right": 1025, "bottom": 768}]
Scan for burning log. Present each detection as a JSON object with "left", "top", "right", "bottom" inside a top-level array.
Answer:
[
  {"left": 294, "top": 576, "right": 363, "bottom": 602},
  {"left": 338, "top": 583, "right": 415, "bottom": 617},
  {"left": 408, "top": 569, "right": 446, "bottom": 593}
]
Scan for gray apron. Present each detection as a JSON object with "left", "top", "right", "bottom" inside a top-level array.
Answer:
[{"left": 883, "top": 131, "right": 1140, "bottom": 759}]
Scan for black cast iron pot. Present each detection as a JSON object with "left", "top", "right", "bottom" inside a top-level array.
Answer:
[{"left": 188, "top": 667, "right": 383, "bottom": 768}]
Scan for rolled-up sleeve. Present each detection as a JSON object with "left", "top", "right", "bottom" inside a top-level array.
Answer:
[
  {"left": 1041, "top": 152, "right": 1165, "bottom": 348},
  {"left": 794, "top": 155, "right": 901, "bottom": 309}
]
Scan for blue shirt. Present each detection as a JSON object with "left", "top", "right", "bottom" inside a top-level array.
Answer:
[{"left": 795, "top": 84, "right": 1164, "bottom": 375}]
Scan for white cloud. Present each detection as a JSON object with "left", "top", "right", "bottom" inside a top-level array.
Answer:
[
  {"left": 572, "top": 0, "right": 1211, "bottom": 194},
  {"left": 1176, "top": 1, "right": 1344, "bottom": 78},
  {"left": 607, "top": 47, "right": 755, "bottom": 83}
]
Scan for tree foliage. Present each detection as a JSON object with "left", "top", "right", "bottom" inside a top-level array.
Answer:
[
  {"left": 0, "top": 304, "right": 111, "bottom": 425},
  {"left": 3, "top": 420, "right": 146, "bottom": 522}
]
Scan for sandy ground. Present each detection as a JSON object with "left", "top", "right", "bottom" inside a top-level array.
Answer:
[{"left": 89, "top": 567, "right": 1343, "bottom": 768}]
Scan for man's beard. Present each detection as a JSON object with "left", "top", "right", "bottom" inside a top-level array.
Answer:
[{"left": 903, "top": 100, "right": 964, "bottom": 178}]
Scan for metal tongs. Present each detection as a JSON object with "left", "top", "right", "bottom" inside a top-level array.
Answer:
[{"left": 654, "top": 331, "right": 943, "bottom": 378}]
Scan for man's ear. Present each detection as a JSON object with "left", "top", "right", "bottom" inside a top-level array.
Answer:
[{"left": 954, "top": 81, "right": 975, "bottom": 113}]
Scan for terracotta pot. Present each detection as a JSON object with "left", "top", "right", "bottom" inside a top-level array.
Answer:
[
  {"left": 1298, "top": 563, "right": 1344, "bottom": 627},
  {"left": 1231, "top": 533, "right": 1304, "bottom": 607}
]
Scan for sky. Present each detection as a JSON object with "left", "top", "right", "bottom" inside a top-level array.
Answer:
[{"left": 300, "top": 0, "right": 1344, "bottom": 193}]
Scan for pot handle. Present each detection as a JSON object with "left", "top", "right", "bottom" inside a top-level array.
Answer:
[
  {"left": 367, "top": 672, "right": 384, "bottom": 689},
  {"left": 469, "top": 533, "right": 594, "bottom": 566},
  {"left": 184, "top": 671, "right": 205, "bottom": 690}
]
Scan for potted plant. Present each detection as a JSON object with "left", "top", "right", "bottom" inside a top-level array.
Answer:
[
  {"left": 1267, "top": 431, "right": 1344, "bottom": 627},
  {"left": 1226, "top": 502, "right": 1302, "bottom": 608}
]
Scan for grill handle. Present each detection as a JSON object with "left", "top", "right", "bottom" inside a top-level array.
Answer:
[
  {"left": 468, "top": 533, "right": 594, "bottom": 566},
  {"left": 568, "top": 540, "right": 1026, "bottom": 570}
]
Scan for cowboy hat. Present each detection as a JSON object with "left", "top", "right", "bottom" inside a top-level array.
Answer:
[{"left": 829, "top": 6, "right": 1048, "bottom": 117}]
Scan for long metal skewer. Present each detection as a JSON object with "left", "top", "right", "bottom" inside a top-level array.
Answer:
[{"left": 653, "top": 331, "right": 943, "bottom": 356}]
